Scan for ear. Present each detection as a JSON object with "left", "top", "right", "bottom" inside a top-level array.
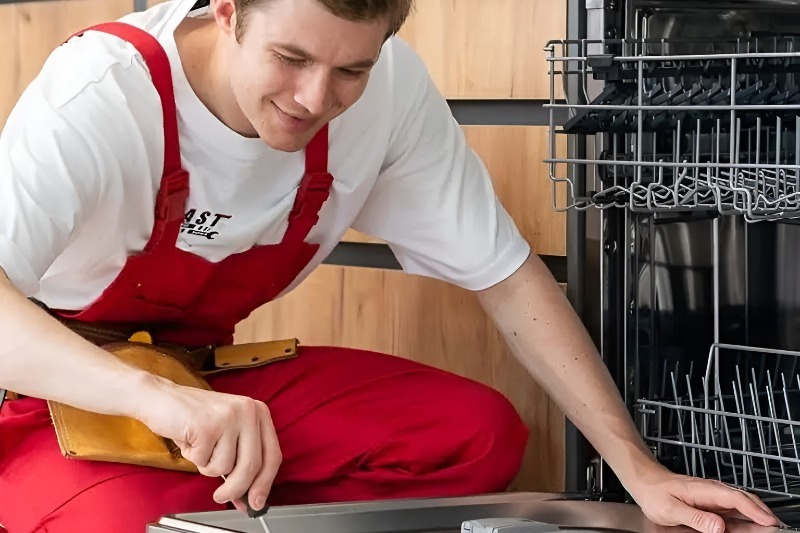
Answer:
[{"left": 209, "top": 0, "right": 237, "bottom": 37}]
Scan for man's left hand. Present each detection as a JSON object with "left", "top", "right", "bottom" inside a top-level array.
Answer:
[{"left": 629, "top": 467, "right": 781, "bottom": 533}]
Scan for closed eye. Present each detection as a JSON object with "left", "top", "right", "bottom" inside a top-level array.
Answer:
[
  {"left": 338, "top": 68, "right": 369, "bottom": 79},
  {"left": 275, "top": 52, "right": 308, "bottom": 67}
]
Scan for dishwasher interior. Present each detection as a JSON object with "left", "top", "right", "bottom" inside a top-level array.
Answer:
[{"left": 548, "top": 0, "right": 800, "bottom": 521}]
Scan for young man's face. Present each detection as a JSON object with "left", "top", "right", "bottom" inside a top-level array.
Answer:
[{"left": 227, "top": 0, "right": 388, "bottom": 152}]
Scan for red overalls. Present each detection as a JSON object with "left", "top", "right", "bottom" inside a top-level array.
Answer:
[{"left": 0, "top": 23, "right": 528, "bottom": 533}]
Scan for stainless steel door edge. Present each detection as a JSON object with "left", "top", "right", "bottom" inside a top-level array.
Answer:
[{"left": 147, "top": 493, "right": 647, "bottom": 533}]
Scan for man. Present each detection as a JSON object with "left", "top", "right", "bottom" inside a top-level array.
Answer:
[{"left": 0, "top": 0, "right": 781, "bottom": 532}]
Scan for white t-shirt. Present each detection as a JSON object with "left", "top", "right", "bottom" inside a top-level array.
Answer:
[{"left": 0, "top": 0, "right": 530, "bottom": 311}]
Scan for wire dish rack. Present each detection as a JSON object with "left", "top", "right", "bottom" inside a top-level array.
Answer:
[
  {"left": 545, "top": 37, "right": 800, "bottom": 221},
  {"left": 638, "top": 343, "right": 800, "bottom": 499}
]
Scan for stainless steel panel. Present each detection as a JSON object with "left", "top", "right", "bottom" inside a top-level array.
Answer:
[
  {"left": 629, "top": 0, "right": 800, "bottom": 42},
  {"left": 146, "top": 494, "right": 648, "bottom": 533},
  {"left": 639, "top": 10, "right": 800, "bottom": 44},
  {"left": 146, "top": 493, "right": 800, "bottom": 533},
  {"left": 633, "top": 0, "right": 800, "bottom": 6}
]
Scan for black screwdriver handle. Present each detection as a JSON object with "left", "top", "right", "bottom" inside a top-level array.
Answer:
[
  {"left": 219, "top": 475, "right": 270, "bottom": 519},
  {"left": 243, "top": 491, "right": 270, "bottom": 519}
]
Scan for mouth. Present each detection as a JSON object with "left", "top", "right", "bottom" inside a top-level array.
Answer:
[{"left": 272, "top": 102, "right": 315, "bottom": 134}]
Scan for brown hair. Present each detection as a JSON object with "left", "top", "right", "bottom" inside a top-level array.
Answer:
[{"left": 234, "top": 0, "right": 415, "bottom": 42}]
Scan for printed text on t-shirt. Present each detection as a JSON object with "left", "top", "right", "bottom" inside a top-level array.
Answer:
[{"left": 181, "top": 209, "right": 232, "bottom": 240}]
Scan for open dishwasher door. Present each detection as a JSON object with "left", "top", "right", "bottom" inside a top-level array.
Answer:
[
  {"left": 147, "top": 493, "right": 649, "bottom": 533},
  {"left": 146, "top": 493, "right": 800, "bottom": 533}
]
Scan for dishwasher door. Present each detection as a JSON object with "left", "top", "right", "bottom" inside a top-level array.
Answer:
[
  {"left": 145, "top": 493, "right": 800, "bottom": 533},
  {"left": 146, "top": 493, "right": 647, "bottom": 533}
]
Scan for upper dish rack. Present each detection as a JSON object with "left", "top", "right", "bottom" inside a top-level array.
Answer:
[{"left": 545, "top": 37, "right": 800, "bottom": 221}]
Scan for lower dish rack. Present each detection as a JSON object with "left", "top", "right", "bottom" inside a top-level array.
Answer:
[{"left": 638, "top": 343, "right": 800, "bottom": 499}]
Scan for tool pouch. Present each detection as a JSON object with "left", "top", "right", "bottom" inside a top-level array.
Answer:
[{"left": 47, "top": 336, "right": 299, "bottom": 472}]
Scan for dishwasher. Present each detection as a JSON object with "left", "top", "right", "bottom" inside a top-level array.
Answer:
[
  {"left": 548, "top": 0, "right": 800, "bottom": 526},
  {"left": 147, "top": 0, "right": 800, "bottom": 530}
]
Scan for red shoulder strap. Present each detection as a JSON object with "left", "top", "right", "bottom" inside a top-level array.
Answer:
[
  {"left": 69, "top": 22, "right": 182, "bottom": 179},
  {"left": 304, "top": 123, "right": 328, "bottom": 173},
  {"left": 68, "top": 22, "right": 188, "bottom": 250}
]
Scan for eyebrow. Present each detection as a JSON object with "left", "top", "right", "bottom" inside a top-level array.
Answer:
[{"left": 276, "top": 44, "right": 376, "bottom": 69}]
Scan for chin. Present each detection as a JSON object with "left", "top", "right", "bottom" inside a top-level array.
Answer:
[
  {"left": 256, "top": 130, "right": 308, "bottom": 153},
  {"left": 261, "top": 137, "right": 306, "bottom": 153},
  {"left": 258, "top": 124, "right": 320, "bottom": 153}
]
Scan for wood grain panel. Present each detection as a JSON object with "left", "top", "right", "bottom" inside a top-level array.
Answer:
[
  {"left": 341, "top": 229, "right": 384, "bottom": 244},
  {"left": 464, "top": 126, "right": 567, "bottom": 256},
  {"left": 0, "top": 0, "right": 134, "bottom": 127},
  {"left": 236, "top": 266, "right": 566, "bottom": 493},
  {"left": 0, "top": 5, "right": 19, "bottom": 128},
  {"left": 398, "top": 0, "right": 566, "bottom": 99}
]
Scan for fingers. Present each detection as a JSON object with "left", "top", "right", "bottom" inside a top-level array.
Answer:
[
  {"left": 198, "top": 431, "right": 237, "bottom": 478},
  {"left": 733, "top": 487, "right": 776, "bottom": 522},
  {"left": 706, "top": 484, "right": 778, "bottom": 527},
  {"left": 724, "top": 517, "right": 783, "bottom": 533},
  {"left": 659, "top": 479, "right": 780, "bottom": 532},
  {"left": 164, "top": 390, "right": 281, "bottom": 513},
  {"left": 231, "top": 499, "right": 248, "bottom": 514},
  {"left": 720, "top": 508, "right": 753, "bottom": 522},
  {"left": 636, "top": 472, "right": 782, "bottom": 533},
  {"left": 214, "top": 401, "right": 262, "bottom": 504},
  {"left": 669, "top": 498, "right": 726, "bottom": 533},
  {"left": 245, "top": 403, "right": 282, "bottom": 511},
  {"left": 178, "top": 432, "right": 216, "bottom": 470}
]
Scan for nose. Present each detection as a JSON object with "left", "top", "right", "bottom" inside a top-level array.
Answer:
[{"left": 294, "top": 68, "right": 333, "bottom": 117}]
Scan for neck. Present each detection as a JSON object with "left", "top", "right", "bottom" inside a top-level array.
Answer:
[{"left": 174, "top": 18, "right": 259, "bottom": 137}]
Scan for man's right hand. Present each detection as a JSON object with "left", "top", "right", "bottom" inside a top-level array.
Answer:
[
  {"left": 0, "top": 274, "right": 279, "bottom": 512},
  {"left": 136, "top": 376, "right": 281, "bottom": 512}
]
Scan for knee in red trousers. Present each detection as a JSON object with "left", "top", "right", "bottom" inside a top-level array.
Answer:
[
  {"left": 419, "top": 380, "right": 529, "bottom": 494},
  {"left": 264, "top": 367, "right": 531, "bottom": 505}
]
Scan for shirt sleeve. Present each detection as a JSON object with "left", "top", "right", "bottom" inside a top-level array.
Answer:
[
  {"left": 0, "top": 39, "right": 148, "bottom": 296},
  {"left": 351, "top": 40, "right": 530, "bottom": 291}
]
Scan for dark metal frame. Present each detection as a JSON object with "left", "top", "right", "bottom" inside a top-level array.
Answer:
[{"left": 563, "top": 0, "right": 629, "bottom": 499}]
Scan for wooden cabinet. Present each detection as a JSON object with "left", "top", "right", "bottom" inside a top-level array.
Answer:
[
  {"left": 464, "top": 126, "right": 566, "bottom": 256},
  {"left": 398, "top": 0, "right": 566, "bottom": 99},
  {"left": 0, "top": 0, "right": 134, "bottom": 127},
  {"left": 0, "top": 6, "right": 18, "bottom": 128}
]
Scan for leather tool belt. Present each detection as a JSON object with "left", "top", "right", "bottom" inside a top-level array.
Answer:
[{"left": 12, "top": 310, "right": 299, "bottom": 473}]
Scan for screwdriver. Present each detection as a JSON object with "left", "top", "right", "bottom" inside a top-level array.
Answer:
[
  {"left": 164, "top": 441, "right": 272, "bottom": 528},
  {"left": 220, "top": 475, "right": 271, "bottom": 531}
]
